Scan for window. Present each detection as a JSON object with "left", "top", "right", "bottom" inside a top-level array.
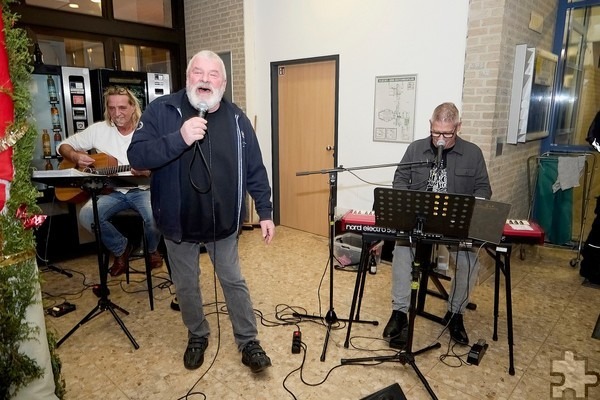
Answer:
[
  {"left": 113, "top": 0, "right": 172, "bottom": 28},
  {"left": 25, "top": 0, "right": 102, "bottom": 17},
  {"left": 37, "top": 35, "right": 105, "bottom": 69},
  {"left": 549, "top": 2, "right": 600, "bottom": 150},
  {"left": 120, "top": 44, "right": 172, "bottom": 76}
]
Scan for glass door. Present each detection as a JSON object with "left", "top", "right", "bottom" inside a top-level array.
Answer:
[{"left": 547, "top": 1, "right": 600, "bottom": 151}]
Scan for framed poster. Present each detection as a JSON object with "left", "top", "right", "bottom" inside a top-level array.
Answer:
[{"left": 373, "top": 74, "right": 417, "bottom": 143}]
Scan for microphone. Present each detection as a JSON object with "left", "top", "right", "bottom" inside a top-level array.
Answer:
[
  {"left": 198, "top": 102, "right": 209, "bottom": 118},
  {"left": 436, "top": 138, "right": 445, "bottom": 169}
]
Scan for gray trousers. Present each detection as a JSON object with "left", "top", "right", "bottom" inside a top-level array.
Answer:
[
  {"left": 165, "top": 232, "right": 258, "bottom": 351},
  {"left": 391, "top": 244, "right": 479, "bottom": 314}
]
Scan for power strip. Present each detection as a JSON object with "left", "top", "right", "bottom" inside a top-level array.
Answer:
[
  {"left": 291, "top": 330, "right": 302, "bottom": 353},
  {"left": 47, "top": 302, "right": 76, "bottom": 317}
]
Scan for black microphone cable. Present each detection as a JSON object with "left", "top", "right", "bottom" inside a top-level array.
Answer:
[{"left": 188, "top": 102, "right": 212, "bottom": 194}]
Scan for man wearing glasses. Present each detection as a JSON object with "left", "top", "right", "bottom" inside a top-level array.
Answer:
[{"left": 383, "top": 102, "right": 492, "bottom": 349}]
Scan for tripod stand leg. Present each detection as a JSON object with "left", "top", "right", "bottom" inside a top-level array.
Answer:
[
  {"left": 106, "top": 304, "right": 139, "bottom": 349},
  {"left": 320, "top": 313, "right": 335, "bottom": 362},
  {"left": 406, "top": 357, "right": 438, "bottom": 399},
  {"left": 110, "top": 301, "right": 130, "bottom": 316},
  {"left": 57, "top": 304, "right": 102, "bottom": 348},
  {"left": 43, "top": 263, "right": 74, "bottom": 278}
]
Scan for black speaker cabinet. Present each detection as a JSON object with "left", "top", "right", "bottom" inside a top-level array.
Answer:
[{"left": 361, "top": 383, "right": 407, "bottom": 400}]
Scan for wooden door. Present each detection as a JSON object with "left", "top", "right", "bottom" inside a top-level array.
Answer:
[{"left": 276, "top": 59, "right": 337, "bottom": 237}]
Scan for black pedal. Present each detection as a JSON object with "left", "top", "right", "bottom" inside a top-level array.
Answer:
[
  {"left": 467, "top": 339, "right": 488, "bottom": 365},
  {"left": 47, "top": 302, "right": 76, "bottom": 317},
  {"left": 291, "top": 330, "right": 302, "bottom": 354}
]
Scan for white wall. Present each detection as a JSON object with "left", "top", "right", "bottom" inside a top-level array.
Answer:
[{"left": 244, "top": 0, "right": 469, "bottom": 213}]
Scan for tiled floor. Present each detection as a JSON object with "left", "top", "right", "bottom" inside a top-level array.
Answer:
[{"left": 40, "top": 226, "right": 600, "bottom": 399}]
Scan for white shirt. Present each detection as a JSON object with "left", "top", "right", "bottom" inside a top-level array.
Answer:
[{"left": 58, "top": 120, "right": 132, "bottom": 165}]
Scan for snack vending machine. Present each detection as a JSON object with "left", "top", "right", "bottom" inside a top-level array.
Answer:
[{"left": 29, "top": 65, "right": 94, "bottom": 171}]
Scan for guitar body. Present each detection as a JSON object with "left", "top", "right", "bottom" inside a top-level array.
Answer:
[{"left": 55, "top": 153, "right": 126, "bottom": 203}]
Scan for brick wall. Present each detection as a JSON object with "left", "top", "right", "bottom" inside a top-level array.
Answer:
[
  {"left": 463, "top": 0, "right": 558, "bottom": 218},
  {"left": 183, "top": 0, "right": 246, "bottom": 110}
]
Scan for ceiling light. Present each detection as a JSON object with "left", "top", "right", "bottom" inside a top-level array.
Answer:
[{"left": 68, "top": 3, "right": 80, "bottom": 8}]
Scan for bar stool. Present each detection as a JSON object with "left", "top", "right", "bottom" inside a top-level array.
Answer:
[{"left": 109, "top": 209, "right": 161, "bottom": 310}]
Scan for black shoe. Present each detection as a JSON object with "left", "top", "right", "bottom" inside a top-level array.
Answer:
[
  {"left": 170, "top": 297, "right": 180, "bottom": 311},
  {"left": 183, "top": 336, "right": 208, "bottom": 370},
  {"left": 241, "top": 341, "right": 272, "bottom": 373},
  {"left": 389, "top": 324, "right": 409, "bottom": 350},
  {"left": 383, "top": 310, "right": 407, "bottom": 338},
  {"left": 444, "top": 311, "right": 469, "bottom": 345}
]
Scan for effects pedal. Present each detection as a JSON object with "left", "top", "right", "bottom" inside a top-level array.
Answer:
[
  {"left": 291, "top": 330, "right": 302, "bottom": 354},
  {"left": 47, "top": 302, "right": 76, "bottom": 317},
  {"left": 467, "top": 339, "right": 488, "bottom": 365}
]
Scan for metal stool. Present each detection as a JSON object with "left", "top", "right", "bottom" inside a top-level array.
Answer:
[{"left": 109, "top": 209, "right": 157, "bottom": 310}]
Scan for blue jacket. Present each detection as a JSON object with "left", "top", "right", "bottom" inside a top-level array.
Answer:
[{"left": 127, "top": 89, "right": 273, "bottom": 242}]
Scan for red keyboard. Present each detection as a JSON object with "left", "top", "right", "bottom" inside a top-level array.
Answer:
[{"left": 502, "top": 220, "right": 545, "bottom": 244}]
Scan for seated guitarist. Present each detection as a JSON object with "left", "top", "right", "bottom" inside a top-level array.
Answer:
[{"left": 58, "top": 86, "right": 163, "bottom": 276}]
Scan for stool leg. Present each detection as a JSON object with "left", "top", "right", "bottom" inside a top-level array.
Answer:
[{"left": 141, "top": 231, "right": 154, "bottom": 311}]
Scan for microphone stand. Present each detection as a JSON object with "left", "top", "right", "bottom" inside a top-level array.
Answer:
[{"left": 294, "top": 160, "right": 431, "bottom": 362}]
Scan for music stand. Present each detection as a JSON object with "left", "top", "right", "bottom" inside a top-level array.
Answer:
[
  {"left": 32, "top": 170, "right": 140, "bottom": 349},
  {"left": 342, "top": 188, "right": 475, "bottom": 400}
]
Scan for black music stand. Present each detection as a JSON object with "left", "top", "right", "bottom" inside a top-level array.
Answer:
[
  {"left": 32, "top": 171, "right": 140, "bottom": 349},
  {"left": 342, "top": 188, "right": 475, "bottom": 400}
]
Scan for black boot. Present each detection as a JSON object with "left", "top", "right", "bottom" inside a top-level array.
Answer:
[
  {"left": 383, "top": 310, "right": 409, "bottom": 349},
  {"left": 444, "top": 311, "right": 469, "bottom": 345},
  {"left": 383, "top": 310, "right": 407, "bottom": 338}
]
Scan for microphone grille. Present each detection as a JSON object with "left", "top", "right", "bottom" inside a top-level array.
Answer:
[
  {"left": 198, "top": 102, "right": 209, "bottom": 116},
  {"left": 436, "top": 138, "right": 446, "bottom": 147}
]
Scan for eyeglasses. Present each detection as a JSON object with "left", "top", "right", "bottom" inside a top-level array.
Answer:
[{"left": 430, "top": 129, "right": 456, "bottom": 139}]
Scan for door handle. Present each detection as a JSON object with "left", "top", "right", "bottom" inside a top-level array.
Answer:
[{"left": 326, "top": 145, "right": 335, "bottom": 151}]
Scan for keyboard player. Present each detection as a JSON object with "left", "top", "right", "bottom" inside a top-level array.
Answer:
[{"left": 383, "top": 102, "right": 492, "bottom": 349}]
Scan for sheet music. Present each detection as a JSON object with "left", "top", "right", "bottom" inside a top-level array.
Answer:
[{"left": 32, "top": 169, "right": 101, "bottom": 178}]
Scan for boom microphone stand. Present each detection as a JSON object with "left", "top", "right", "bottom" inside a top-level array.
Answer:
[{"left": 294, "top": 162, "right": 430, "bottom": 362}]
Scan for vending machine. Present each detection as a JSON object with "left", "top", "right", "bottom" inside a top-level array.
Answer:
[
  {"left": 30, "top": 65, "right": 97, "bottom": 258},
  {"left": 29, "top": 65, "right": 94, "bottom": 171},
  {"left": 90, "top": 68, "right": 171, "bottom": 120}
]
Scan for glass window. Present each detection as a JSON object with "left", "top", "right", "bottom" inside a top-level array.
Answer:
[
  {"left": 113, "top": 0, "right": 172, "bottom": 28},
  {"left": 37, "top": 34, "right": 105, "bottom": 69},
  {"left": 120, "top": 44, "right": 171, "bottom": 76},
  {"left": 552, "top": 4, "right": 600, "bottom": 147},
  {"left": 25, "top": 0, "right": 102, "bottom": 17}
]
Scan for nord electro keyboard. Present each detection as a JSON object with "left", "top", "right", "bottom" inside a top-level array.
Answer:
[{"left": 340, "top": 210, "right": 400, "bottom": 236}]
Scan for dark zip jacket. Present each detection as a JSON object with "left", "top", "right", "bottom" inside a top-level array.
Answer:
[
  {"left": 393, "top": 136, "right": 492, "bottom": 199},
  {"left": 127, "top": 89, "right": 273, "bottom": 242}
]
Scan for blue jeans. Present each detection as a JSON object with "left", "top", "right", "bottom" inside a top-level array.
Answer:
[
  {"left": 164, "top": 232, "right": 258, "bottom": 351},
  {"left": 391, "top": 244, "right": 479, "bottom": 314},
  {"left": 79, "top": 189, "right": 160, "bottom": 256}
]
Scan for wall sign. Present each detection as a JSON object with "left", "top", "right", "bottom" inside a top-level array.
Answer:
[{"left": 373, "top": 74, "right": 417, "bottom": 143}]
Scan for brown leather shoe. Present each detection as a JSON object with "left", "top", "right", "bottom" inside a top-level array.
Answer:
[
  {"left": 149, "top": 251, "right": 163, "bottom": 269},
  {"left": 109, "top": 244, "right": 132, "bottom": 277}
]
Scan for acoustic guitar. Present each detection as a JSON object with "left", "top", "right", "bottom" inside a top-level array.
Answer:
[{"left": 55, "top": 153, "right": 131, "bottom": 203}]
